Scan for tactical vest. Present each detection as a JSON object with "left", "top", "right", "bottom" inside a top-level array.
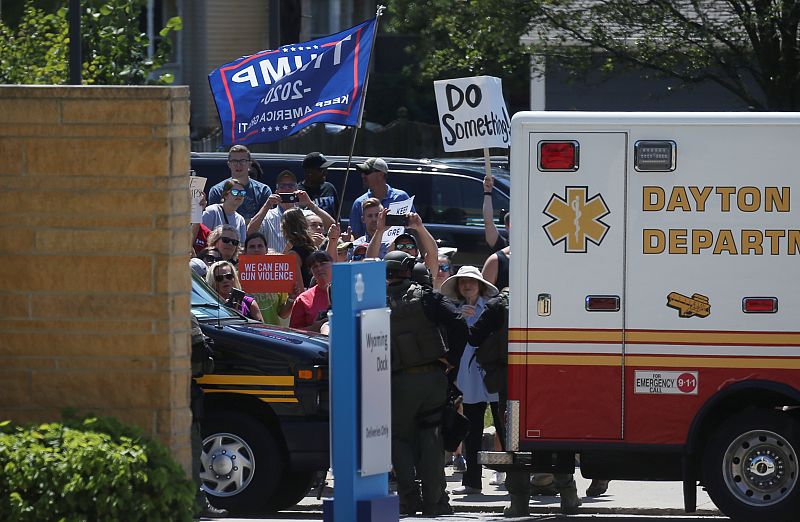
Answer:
[
  {"left": 475, "top": 290, "right": 509, "bottom": 394},
  {"left": 387, "top": 281, "right": 447, "bottom": 371}
]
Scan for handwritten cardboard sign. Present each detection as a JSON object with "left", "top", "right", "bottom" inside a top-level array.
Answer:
[
  {"left": 189, "top": 175, "right": 207, "bottom": 224},
  {"left": 237, "top": 254, "right": 297, "bottom": 293},
  {"left": 434, "top": 76, "right": 511, "bottom": 152}
]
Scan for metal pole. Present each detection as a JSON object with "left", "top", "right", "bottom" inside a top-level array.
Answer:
[
  {"left": 68, "top": 0, "right": 81, "bottom": 85},
  {"left": 335, "top": 5, "right": 385, "bottom": 222}
]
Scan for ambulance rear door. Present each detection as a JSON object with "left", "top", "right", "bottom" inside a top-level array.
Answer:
[{"left": 525, "top": 130, "right": 626, "bottom": 440}]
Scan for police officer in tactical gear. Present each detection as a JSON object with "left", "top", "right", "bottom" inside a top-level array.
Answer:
[
  {"left": 191, "top": 315, "right": 228, "bottom": 519},
  {"left": 385, "top": 250, "right": 468, "bottom": 516}
]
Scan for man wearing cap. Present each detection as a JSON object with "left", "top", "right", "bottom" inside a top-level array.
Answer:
[
  {"left": 208, "top": 145, "right": 272, "bottom": 221},
  {"left": 299, "top": 152, "right": 339, "bottom": 218},
  {"left": 384, "top": 250, "right": 466, "bottom": 517},
  {"left": 247, "top": 170, "right": 334, "bottom": 254},
  {"left": 349, "top": 157, "right": 414, "bottom": 238}
]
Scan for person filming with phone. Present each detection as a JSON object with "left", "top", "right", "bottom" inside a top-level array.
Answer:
[
  {"left": 205, "top": 260, "right": 263, "bottom": 322},
  {"left": 247, "top": 170, "right": 334, "bottom": 254}
]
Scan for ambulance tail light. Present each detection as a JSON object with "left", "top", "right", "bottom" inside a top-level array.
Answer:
[
  {"left": 585, "top": 295, "right": 620, "bottom": 312},
  {"left": 539, "top": 141, "right": 579, "bottom": 171},
  {"left": 742, "top": 297, "right": 778, "bottom": 313}
]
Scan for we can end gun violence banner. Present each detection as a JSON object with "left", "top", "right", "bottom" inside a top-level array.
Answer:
[
  {"left": 237, "top": 255, "right": 298, "bottom": 294},
  {"left": 208, "top": 18, "right": 377, "bottom": 146}
]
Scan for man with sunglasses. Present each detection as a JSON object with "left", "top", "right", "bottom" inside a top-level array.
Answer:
[
  {"left": 349, "top": 157, "right": 414, "bottom": 238},
  {"left": 366, "top": 209, "right": 440, "bottom": 277},
  {"left": 207, "top": 145, "right": 272, "bottom": 221}
]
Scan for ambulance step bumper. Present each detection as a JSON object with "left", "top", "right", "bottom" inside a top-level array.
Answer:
[{"left": 479, "top": 451, "right": 532, "bottom": 468}]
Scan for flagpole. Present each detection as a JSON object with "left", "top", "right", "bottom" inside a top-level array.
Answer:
[{"left": 336, "top": 4, "right": 385, "bottom": 223}]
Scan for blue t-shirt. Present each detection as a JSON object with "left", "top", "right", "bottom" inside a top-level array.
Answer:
[
  {"left": 349, "top": 185, "right": 414, "bottom": 238},
  {"left": 208, "top": 178, "right": 272, "bottom": 221}
]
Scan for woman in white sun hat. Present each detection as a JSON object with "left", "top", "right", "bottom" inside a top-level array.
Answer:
[{"left": 440, "top": 265, "right": 502, "bottom": 495}]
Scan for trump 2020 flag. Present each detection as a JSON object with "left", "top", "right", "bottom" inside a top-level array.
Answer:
[{"left": 208, "top": 18, "right": 377, "bottom": 146}]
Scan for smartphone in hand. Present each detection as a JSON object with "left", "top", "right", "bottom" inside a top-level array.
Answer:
[
  {"left": 229, "top": 288, "right": 246, "bottom": 307},
  {"left": 385, "top": 213, "right": 409, "bottom": 227},
  {"left": 279, "top": 192, "right": 299, "bottom": 203}
]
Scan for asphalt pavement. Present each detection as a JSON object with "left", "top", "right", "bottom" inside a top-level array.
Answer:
[{"left": 202, "top": 463, "right": 727, "bottom": 521}]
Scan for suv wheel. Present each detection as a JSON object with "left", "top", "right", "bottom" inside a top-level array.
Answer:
[{"left": 201, "top": 411, "right": 283, "bottom": 514}]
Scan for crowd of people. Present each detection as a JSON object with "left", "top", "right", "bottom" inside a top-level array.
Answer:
[{"left": 189, "top": 145, "right": 606, "bottom": 518}]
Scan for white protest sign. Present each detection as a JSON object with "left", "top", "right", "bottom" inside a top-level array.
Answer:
[
  {"left": 189, "top": 175, "right": 206, "bottom": 224},
  {"left": 359, "top": 307, "right": 392, "bottom": 476},
  {"left": 434, "top": 76, "right": 511, "bottom": 152},
  {"left": 381, "top": 196, "right": 415, "bottom": 244}
]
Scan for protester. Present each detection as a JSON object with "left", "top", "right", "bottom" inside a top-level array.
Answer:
[
  {"left": 289, "top": 251, "right": 333, "bottom": 332},
  {"left": 304, "top": 210, "right": 326, "bottom": 247},
  {"left": 353, "top": 198, "right": 389, "bottom": 257},
  {"left": 367, "top": 209, "right": 439, "bottom": 276},
  {"left": 248, "top": 170, "right": 334, "bottom": 254},
  {"left": 207, "top": 225, "right": 241, "bottom": 266},
  {"left": 440, "top": 266, "right": 503, "bottom": 496},
  {"left": 299, "top": 152, "right": 339, "bottom": 217},
  {"left": 434, "top": 248, "right": 457, "bottom": 291},
  {"left": 243, "top": 232, "right": 295, "bottom": 326},
  {"left": 349, "top": 157, "right": 413, "bottom": 238},
  {"left": 481, "top": 175, "right": 510, "bottom": 289},
  {"left": 282, "top": 208, "right": 317, "bottom": 290},
  {"left": 202, "top": 179, "right": 247, "bottom": 243},
  {"left": 205, "top": 261, "right": 263, "bottom": 322},
  {"left": 207, "top": 145, "right": 272, "bottom": 221}
]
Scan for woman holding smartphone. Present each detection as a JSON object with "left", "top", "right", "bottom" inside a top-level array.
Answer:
[
  {"left": 205, "top": 260, "right": 263, "bottom": 322},
  {"left": 440, "top": 266, "right": 501, "bottom": 495}
]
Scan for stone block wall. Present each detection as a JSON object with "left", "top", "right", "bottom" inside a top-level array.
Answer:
[{"left": 0, "top": 86, "right": 192, "bottom": 473}]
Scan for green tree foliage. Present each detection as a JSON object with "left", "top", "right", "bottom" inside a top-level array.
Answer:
[
  {"left": 388, "top": 0, "right": 800, "bottom": 110},
  {"left": 0, "top": 0, "right": 182, "bottom": 85}
]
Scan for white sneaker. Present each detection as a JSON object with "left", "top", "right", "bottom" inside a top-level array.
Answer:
[{"left": 489, "top": 471, "right": 506, "bottom": 485}]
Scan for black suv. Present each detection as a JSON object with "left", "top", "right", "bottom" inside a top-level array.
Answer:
[
  {"left": 191, "top": 273, "right": 328, "bottom": 514},
  {"left": 191, "top": 153, "right": 509, "bottom": 266}
]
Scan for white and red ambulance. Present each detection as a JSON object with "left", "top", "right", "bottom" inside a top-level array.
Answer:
[{"left": 482, "top": 112, "right": 800, "bottom": 521}]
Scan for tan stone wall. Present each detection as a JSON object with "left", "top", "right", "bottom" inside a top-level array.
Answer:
[{"left": 0, "top": 86, "right": 192, "bottom": 473}]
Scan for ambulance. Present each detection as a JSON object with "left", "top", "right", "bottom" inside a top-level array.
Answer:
[{"left": 481, "top": 112, "right": 800, "bottom": 521}]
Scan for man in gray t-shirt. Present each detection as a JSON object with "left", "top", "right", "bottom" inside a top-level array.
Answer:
[{"left": 207, "top": 145, "right": 272, "bottom": 221}]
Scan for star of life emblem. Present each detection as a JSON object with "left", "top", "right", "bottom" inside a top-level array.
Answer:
[{"left": 543, "top": 186, "right": 611, "bottom": 253}]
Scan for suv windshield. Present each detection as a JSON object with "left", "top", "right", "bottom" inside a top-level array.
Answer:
[{"left": 191, "top": 273, "right": 240, "bottom": 321}]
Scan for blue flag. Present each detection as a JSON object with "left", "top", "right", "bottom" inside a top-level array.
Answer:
[{"left": 208, "top": 18, "right": 377, "bottom": 146}]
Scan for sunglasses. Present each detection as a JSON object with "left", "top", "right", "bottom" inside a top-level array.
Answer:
[
  {"left": 352, "top": 253, "right": 365, "bottom": 261},
  {"left": 396, "top": 242, "right": 417, "bottom": 250},
  {"left": 203, "top": 255, "right": 223, "bottom": 264},
  {"left": 219, "top": 237, "right": 240, "bottom": 246},
  {"left": 438, "top": 263, "right": 451, "bottom": 273},
  {"left": 214, "top": 273, "right": 235, "bottom": 282},
  {"left": 229, "top": 189, "right": 246, "bottom": 197}
]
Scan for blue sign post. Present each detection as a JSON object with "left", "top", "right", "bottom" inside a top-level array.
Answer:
[{"left": 323, "top": 261, "right": 398, "bottom": 522}]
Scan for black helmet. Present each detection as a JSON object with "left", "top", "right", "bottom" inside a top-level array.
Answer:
[
  {"left": 412, "top": 262, "right": 432, "bottom": 288},
  {"left": 385, "top": 250, "right": 415, "bottom": 277}
]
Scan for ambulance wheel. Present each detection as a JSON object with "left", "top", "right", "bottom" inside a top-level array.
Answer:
[{"left": 702, "top": 409, "right": 800, "bottom": 522}]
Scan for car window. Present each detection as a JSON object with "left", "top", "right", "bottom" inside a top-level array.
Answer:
[
  {"left": 191, "top": 273, "right": 240, "bottom": 320},
  {"left": 429, "top": 175, "right": 485, "bottom": 227},
  {"left": 390, "top": 172, "right": 431, "bottom": 223}
]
